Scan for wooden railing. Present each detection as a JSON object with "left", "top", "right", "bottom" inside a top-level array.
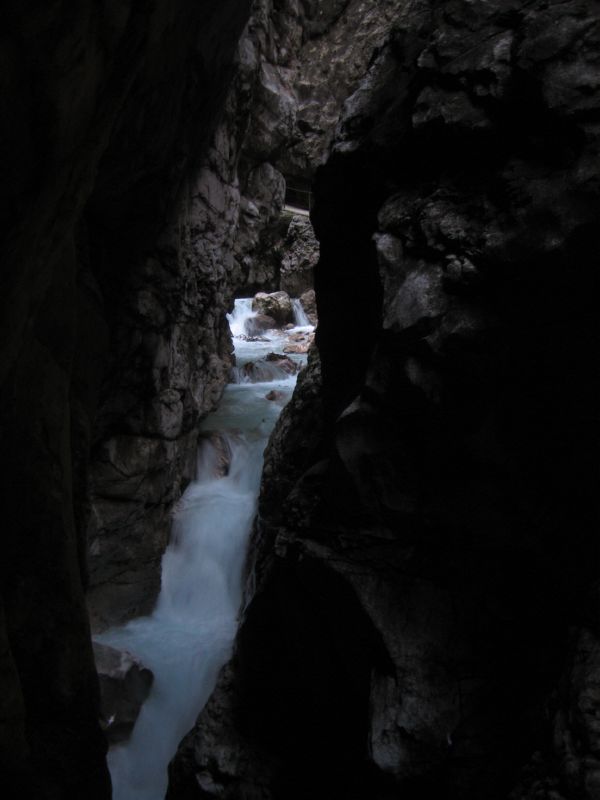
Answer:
[{"left": 284, "top": 185, "right": 312, "bottom": 213}]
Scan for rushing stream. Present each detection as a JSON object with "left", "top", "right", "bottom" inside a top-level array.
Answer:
[{"left": 95, "top": 298, "right": 312, "bottom": 800}]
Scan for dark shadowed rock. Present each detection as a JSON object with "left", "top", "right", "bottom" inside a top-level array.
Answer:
[
  {"left": 280, "top": 216, "right": 319, "bottom": 296},
  {"left": 300, "top": 288, "right": 318, "bottom": 325},
  {"left": 167, "top": 2, "right": 600, "bottom": 798},
  {"left": 265, "top": 390, "right": 286, "bottom": 402},
  {"left": 0, "top": 1, "right": 252, "bottom": 795},
  {"left": 93, "top": 643, "right": 154, "bottom": 745},
  {"left": 264, "top": 352, "right": 298, "bottom": 367}
]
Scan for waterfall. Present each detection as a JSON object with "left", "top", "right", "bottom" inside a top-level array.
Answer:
[
  {"left": 226, "top": 297, "right": 256, "bottom": 337},
  {"left": 292, "top": 297, "right": 310, "bottom": 327},
  {"left": 95, "top": 301, "right": 305, "bottom": 800}
]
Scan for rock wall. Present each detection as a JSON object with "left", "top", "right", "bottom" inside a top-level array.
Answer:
[
  {"left": 85, "top": 0, "right": 290, "bottom": 628},
  {"left": 224, "top": 0, "right": 400, "bottom": 293},
  {"left": 86, "top": 0, "right": 397, "bottom": 629},
  {"left": 27, "top": 0, "right": 394, "bottom": 648},
  {"left": 168, "top": 1, "right": 600, "bottom": 798},
  {"left": 86, "top": 0, "right": 408, "bottom": 632},
  {"left": 0, "top": 2, "right": 252, "bottom": 795}
]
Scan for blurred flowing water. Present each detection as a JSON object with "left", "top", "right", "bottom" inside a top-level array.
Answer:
[{"left": 96, "top": 299, "right": 311, "bottom": 800}]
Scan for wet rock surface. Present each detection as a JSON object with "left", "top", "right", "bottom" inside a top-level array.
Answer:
[
  {"left": 168, "top": 1, "right": 600, "bottom": 798},
  {"left": 252, "top": 291, "right": 294, "bottom": 326},
  {"left": 283, "top": 330, "right": 315, "bottom": 354},
  {"left": 265, "top": 390, "right": 287, "bottom": 403},
  {"left": 93, "top": 642, "right": 154, "bottom": 746},
  {"left": 196, "top": 432, "right": 235, "bottom": 480},
  {"left": 236, "top": 353, "right": 301, "bottom": 384},
  {"left": 245, "top": 314, "right": 278, "bottom": 337}
]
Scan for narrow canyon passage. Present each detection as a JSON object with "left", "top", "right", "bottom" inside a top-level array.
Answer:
[
  {"left": 2, "top": 2, "right": 600, "bottom": 799},
  {"left": 96, "top": 301, "right": 312, "bottom": 799}
]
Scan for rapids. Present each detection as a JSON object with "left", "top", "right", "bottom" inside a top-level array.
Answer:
[
  {"left": 292, "top": 297, "right": 310, "bottom": 327},
  {"left": 95, "top": 298, "right": 312, "bottom": 800}
]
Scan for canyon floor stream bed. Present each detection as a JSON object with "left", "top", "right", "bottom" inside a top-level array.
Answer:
[{"left": 95, "top": 300, "right": 312, "bottom": 800}]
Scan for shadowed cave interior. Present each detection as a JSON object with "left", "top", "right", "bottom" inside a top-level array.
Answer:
[{"left": 1, "top": 2, "right": 599, "bottom": 799}]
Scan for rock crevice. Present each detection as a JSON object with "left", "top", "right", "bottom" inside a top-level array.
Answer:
[{"left": 167, "top": 1, "right": 600, "bottom": 797}]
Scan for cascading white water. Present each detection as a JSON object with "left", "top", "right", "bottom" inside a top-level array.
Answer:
[
  {"left": 95, "top": 299, "right": 313, "bottom": 800},
  {"left": 292, "top": 297, "right": 310, "bottom": 327},
  {"left": 227, "top": 296, "right": 256, "bottom": 338}
]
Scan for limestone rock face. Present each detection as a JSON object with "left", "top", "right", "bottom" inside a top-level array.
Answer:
[
  {"left": 283, "top": 0, "right": 402, "bottom": 176},
  {"left": 93, "top": 643, "right": 154, "bottom": 745},
  {"left": 280, "top": 216, "right": 319, "bottom": 297},
  {"left": 168, "top": 1, "right": 600, "bottom": 798},
  {"left": 0, "top": 1, "right": 251, "bottom": 796},
  {"left": 221, "top": 0, "right": 398, "bottom": 294},
  {"left": 299, "top": 288, "right": 318, "bottom": 326},
  {"left": 87, "top": 0, "right": 284, "bottom": 629}
]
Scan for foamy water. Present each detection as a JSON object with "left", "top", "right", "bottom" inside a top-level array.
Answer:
[{"left": 95, "top": 298, "right": 312, "bottom": 800}]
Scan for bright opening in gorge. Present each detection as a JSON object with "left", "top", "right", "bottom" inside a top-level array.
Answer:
[{"left": 1, "top": 3, "right": 599, "bottom": 800}]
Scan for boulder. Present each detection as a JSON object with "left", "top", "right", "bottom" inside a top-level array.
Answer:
[
  {"left": 93, "top": 642, "right": 154, "bottom": 745},
  {"left": 239, "top": 354, "right": 300, "bottom": 383},
  {"left": 252, "top": 291, "right": 293, "bottom": 326},
  {"left": 265, "top": 353, "right": 300, "bottom": 373},
  {"left": 197, "top": 431, "right": 233, "bottom": 479},
  {"left": 266, "top": 390, "right": 286, "bottom": 402},
  {"left": 244, "top": 314, "right": 277, "bottom": 336},
  {"left": 283, "top": 342, "right": 310, "bottom": 354},
  {"left": 283, "top": 330, "right": 315, "bottom": 354},
  {"left": 287, "top": 331, "right": 315, "bottom": 344}
]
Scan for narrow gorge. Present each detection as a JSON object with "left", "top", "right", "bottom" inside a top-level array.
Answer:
[
  {"left": 1, "top": 2, "right": 599, "bottom": 800},
  {"left": 96, "top": 299, "right": 314, "bottom": 799}
]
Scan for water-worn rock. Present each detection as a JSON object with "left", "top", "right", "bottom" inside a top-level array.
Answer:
[
  {"left": 265, "top": 390, "right": 286, "bottom": 403},
  {"left": 237, "top": 353, "right": 300, "bottom": 383},
  {"left": 93, "top": 643, "right": 154, "bottom": 745},
  {"left": 283, "top": 330, "right": 315, "bottom": 354},
  {"left": 168, "top": 2, "right": 600, "bottom": 798},
  {"left": 244, "top": 314, "right": 278, "bottom": 337},
  {"left": 282, "top": 343, "right": 307, "bottom": 355},
  {"left": 252, "top": 291, "right": 294, "bottom": 326},
  {"left": 264, "top": 352, "right": 299, "bottom": 369},
  {"left": 196, "top": 432, "right": 234, "bottom": 480}
]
